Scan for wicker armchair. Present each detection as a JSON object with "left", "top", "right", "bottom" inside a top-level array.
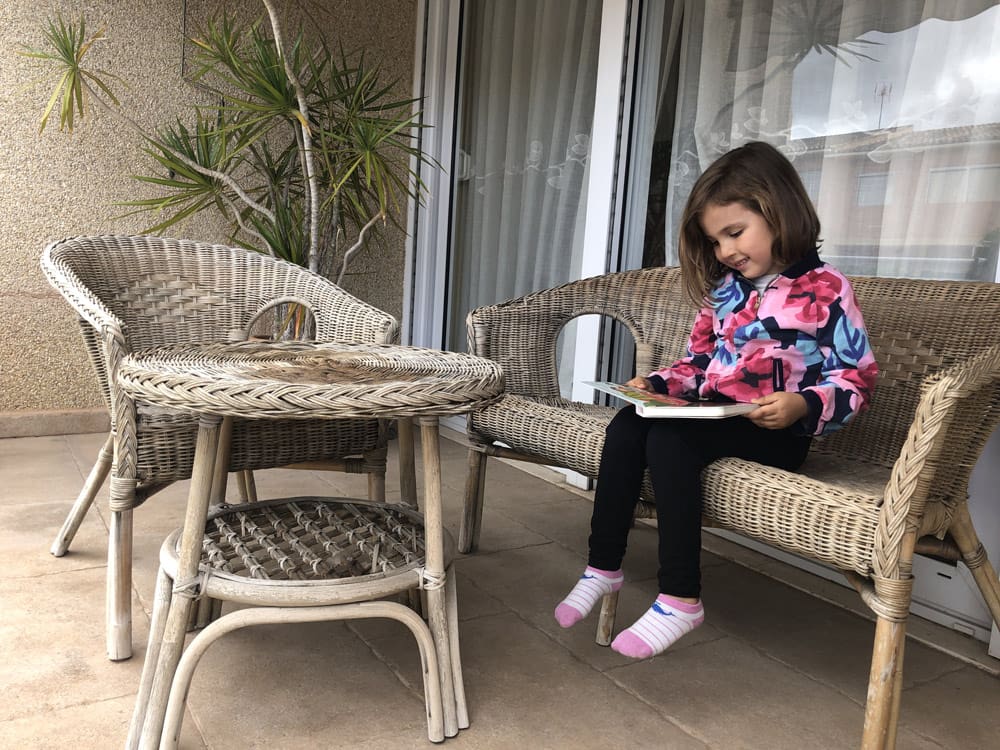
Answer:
[
  {"left": 42, "top": 235, "right": 405, "bottom": 661},
  {"left": 461, "top": 265, "right": 1000, "bottom": 748}
]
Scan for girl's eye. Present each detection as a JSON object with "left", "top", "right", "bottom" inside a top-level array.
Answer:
[{"left": 729, "top": 230, "right": 744, "bottom": 238}]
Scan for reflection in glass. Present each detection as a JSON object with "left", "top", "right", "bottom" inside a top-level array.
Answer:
[{"left": 660, "top": 1, "right": 999, "bottom": 282}]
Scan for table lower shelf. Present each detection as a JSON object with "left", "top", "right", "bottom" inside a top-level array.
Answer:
[{"left": 158, "top": 496, "right": 456, "bottom": 607}]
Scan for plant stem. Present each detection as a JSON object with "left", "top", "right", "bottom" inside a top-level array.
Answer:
[
  {"left": 337, "top": 211, "right": 384, "bottom": 286},
  {"left": 262, "top": 0, "right": 321, "bottom": 274},
  {"left": 221, "top": 194, "right": 272, "bottom": 254}
]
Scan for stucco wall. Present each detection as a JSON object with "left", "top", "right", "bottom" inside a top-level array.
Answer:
[{"left": 0, "top": 0, "right": 416, "bottom": 428}]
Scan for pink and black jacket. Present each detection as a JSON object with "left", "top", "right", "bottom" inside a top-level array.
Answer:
[{"left": 647, "top": 251, "right": 878, "bottom": 436}]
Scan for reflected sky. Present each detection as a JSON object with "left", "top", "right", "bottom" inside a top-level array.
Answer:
[{"left": 791, "top": 5, "right": 1000, "bottom": 137}]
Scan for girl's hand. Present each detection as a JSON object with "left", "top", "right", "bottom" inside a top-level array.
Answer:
[
  {"left": 624, "top": 376, "right": 652, "bottom": 390},
  {"left": 747, "top": 392, "right": 808, "bottom": 430}
]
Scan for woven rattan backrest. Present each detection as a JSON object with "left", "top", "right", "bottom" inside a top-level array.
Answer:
[
  {"left": 44, "top": 235, "right": 399, "bottom": 349},
  {"left": 815, "top": 275, "right": 1000, "bottom": 486}
]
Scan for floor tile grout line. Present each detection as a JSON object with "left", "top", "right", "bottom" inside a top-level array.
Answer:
[{"left": 453, "top": 559, "right": 721, "bottom": 747}]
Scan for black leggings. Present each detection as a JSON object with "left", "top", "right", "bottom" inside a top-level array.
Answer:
[{"left": 587, "top": 406, "right": 811, "bottom": 598}]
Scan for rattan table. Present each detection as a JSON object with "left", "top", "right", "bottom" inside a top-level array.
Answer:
[{"left": 120, "top": 341, "right": 503, "bottom": 748}]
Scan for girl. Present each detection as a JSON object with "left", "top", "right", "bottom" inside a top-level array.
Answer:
[{"left": 554, "top": 141, "right": 878, "bottom": 659}]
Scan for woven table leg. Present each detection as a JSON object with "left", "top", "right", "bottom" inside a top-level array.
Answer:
[
  {"left": 210, "top": 415, "right": 234, "bottom": 505},
  {"left": 126, "top": 566, "right": 173, "bottom": 750},
  {"left": 446, "top": 565, "right": 469, "bottom": 729},
  {"left": 138, "top": 415, "right": 222, "bottom": 749},
  {"left": 418, "top": 416, "right": 459, "bottom": 738},
  {"left": 398, "top": 417, "right": 418, "bottom": 507}
]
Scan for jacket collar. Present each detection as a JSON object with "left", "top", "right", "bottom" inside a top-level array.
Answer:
[
  {"left": 777, "top": 248, "right": 824, "bottom": 279},
  {"left": 732, "top": 248, "right": 824, "bottom": 287}
]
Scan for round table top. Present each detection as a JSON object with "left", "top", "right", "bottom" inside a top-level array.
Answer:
[{"left": 118, "top": 341, "right": 504, "bottom": 420}]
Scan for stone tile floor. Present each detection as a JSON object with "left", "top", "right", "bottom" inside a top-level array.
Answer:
[{"left": 2, "top": 429, "right": 999, "bottom": 749}]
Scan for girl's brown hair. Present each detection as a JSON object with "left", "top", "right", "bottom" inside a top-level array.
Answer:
[{"left": 678, "top": 141, "right": 821, "bottom": 305}]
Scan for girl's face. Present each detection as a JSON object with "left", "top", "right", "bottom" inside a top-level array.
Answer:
[{"left": 701, "top": 202, "right": 786, "bottom": 280}]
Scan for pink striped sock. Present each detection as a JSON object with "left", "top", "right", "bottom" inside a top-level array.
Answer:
[
  {"left": 611, "top": 594, "right": 704, "bottom": 658},
  {"left": 554, "top": 566, "right": 623, "bottom": 628}
]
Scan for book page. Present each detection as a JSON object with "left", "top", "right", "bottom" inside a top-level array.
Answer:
[{"left": 583, "top": 381, "right": 759, "bottom": 419}]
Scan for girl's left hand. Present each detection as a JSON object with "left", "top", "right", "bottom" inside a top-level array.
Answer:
[{"left": 746, "top": 392, "right": 808, "bottom": 430}]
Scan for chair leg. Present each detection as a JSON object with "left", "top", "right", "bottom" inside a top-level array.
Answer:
[
  {"left": 368, "top": 470, "right": 387, "bottom": 502},
  {"left": 458, "top": 447, "right": 488, "bottom": 554},
  {"left": 948, "top": 504, "right": 1000, "bottom": 627},
  {"left": 886, "top": 633, "right": 906, "bottom": 750},
  {"left": 397, "top": 417, "right": 418, "bottom": 506},
  {"left": 862, "top": 616, "right": 907, "bottom": 750},
  {"left": 596, "top": 589, "right": 620, "bottom": 646},
  {"left": 51, "top": 433, "right": 114, "bottom": 556},
  {"left": 107, "top": 508, "right": 134, "bottom": 661},
  {"left": 235, "top": 470, "right": 258, "bottom": 502}
]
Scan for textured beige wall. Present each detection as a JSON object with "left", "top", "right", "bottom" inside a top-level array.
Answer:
[{"left": 0, "top": 0, "right": 416, "bottom": 421}]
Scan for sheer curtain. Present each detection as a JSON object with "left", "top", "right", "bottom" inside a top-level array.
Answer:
[
  {"left": 664, "top": 0, "right": 1000, "bottom": 282},
  {"left": 447, "top": 0, "right": 602, "bottom": 355}
]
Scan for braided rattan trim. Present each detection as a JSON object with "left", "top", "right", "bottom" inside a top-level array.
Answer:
[{"left": 119, "top": 341, "right": 504, "bottom": 419}]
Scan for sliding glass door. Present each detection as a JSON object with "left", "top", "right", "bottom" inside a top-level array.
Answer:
[
  {"left": 446, "top": 0, "right": 602, "bottom": 377},
  {"left": 410, "top": 0, "right": 633, "bottom": 403}
]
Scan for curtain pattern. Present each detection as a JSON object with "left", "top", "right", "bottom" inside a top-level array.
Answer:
[{"left": 447, "top": 0, "right": 602, "bottom": 352}]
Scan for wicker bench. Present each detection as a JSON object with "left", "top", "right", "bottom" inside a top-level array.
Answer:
[{"left": 458, "top": 265, "right": 1000, "bottom": 749}]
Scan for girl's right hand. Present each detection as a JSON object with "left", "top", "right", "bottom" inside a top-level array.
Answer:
[{"left": 625, "top": 376, "right": 652, "bottom": 390}]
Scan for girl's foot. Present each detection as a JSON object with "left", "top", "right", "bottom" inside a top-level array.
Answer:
[
  {"left": 611, "top": 594, "right": 704, "bottom": 658},
  {"left": 554, "top": 566, "right": 624, "bottom": 628}
]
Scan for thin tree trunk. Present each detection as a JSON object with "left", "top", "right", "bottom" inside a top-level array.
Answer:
[{"left": 262, "top": 0, "right": 321, "bottom": 274}]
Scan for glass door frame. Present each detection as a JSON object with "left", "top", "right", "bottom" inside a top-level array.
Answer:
[{"left": 404, "top": 0, "right": 637, "bottom": 368}]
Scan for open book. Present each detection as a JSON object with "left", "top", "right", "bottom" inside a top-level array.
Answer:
[{"left": 584, "top": 381, "right": 759, "bottom": 419}]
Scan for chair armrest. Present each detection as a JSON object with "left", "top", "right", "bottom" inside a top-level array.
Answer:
[
  {"left": 466, "top": 296, "right": 564, "bottom": 399},
  {"left": 240, "top": 259, "right": 399, "bottom": 346},
  {"left": 41, "top": 239, "right": 128, "bottom": 350},
  {"left": 41, "top": 240, "right": 133, "bottom": 431},
  {"left": 874, "top": 343, "right": 1000, "bottom": 578},
  {"left": 466, "top": 266, "right": 688, "bottom": 399}
]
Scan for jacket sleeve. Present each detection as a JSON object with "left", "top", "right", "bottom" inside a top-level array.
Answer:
[
  {"left": 798, "top": 278, "right": 879, "bottom": 436},
  {"left": 646, "top": 305, "right": 716, "bottom": 397}
]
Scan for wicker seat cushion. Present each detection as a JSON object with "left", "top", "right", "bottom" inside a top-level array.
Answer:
[
  {"left": 702, "top": 455, "right": 884, "bottom": 576},
  {"left": 471, "top": 394, "right": 886, "bottom": 576}
]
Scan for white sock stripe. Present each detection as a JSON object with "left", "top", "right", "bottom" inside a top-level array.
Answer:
[
  {"left": 633, "top": 619, "right": 679, "bottom": 649},
  {"left": 557, "top": 570, "right": 621, "bottom": 620}
]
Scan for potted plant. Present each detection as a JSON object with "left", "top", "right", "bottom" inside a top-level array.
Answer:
[{"left": 23, "top": 4, "right": 428, "bottom": 330}]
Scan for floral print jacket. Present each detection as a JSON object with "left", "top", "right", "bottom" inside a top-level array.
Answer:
[{"left": 647, "top": 251, "right": 878, "bottom": 436}]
